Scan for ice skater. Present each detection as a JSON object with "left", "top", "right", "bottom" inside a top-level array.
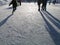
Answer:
[
  {"left": 9, "top": 0, "right": 17, "bottom": 14},
  {"left": 37, "top": 0, "right": 48, "bottom": 11}
]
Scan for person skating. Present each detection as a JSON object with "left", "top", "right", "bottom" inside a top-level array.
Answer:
[
  {"left": 9, "top": 0, "right": 17, "bottom": 14},
  {"left": 37, "top": 0, "right": 48, "bottom": 11},
  {"left": 42, "top": 0, "right": 48, "bottom": 11},
  {"left": 37, "top": 0, "right": 42, "bottom": 11}
]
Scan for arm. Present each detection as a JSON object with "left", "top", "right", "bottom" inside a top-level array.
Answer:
[{"left": 9, "top": 1, "right": 13, "bottom": 6}]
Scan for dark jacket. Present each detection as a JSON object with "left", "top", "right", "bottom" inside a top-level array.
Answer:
[
  {"left": 9, "top": 0, "right": 17, "bottom": 7},
  {"left": 37, "top": 0, "right": 48, "bottom": 4}
]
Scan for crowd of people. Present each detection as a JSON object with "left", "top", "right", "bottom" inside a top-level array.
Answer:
[{"left": 9, "top": 0, "right": 56, "bottom": 14}]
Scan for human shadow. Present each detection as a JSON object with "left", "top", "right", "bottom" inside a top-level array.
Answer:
[
  {"left": 42, "top": 10, "right": 60, "bottom": 29},
  {"left": 40, "top": 10, "right": 60, "bottom": 45},
  {"left": 0, "top": 14, "right": 13, "bottom": 27},
  {"left": 46, "top": 11, "right": 60, "bottom": 24}
]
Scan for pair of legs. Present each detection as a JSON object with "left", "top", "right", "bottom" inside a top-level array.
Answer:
[
  {"left": 37, "top": 1, "right": 47, "bottom": 11},
  {"left": 37, "top": 2, "right": 41, "bottom": 11},
  {"left": 42, "top": 2, "right": 47, "bottom": 11},
  {"left": 12, "top": 7, "right": 17, "bottom": 14}
]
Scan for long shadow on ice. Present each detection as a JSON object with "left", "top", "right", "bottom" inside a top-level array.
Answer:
[
  {"left": 0, "top": 14, "right": 13, "bottom": 27},
  {"left": 45, "top": 11, "right": 60, "bottom": 23},
  {"left": 40, "top": 11, "right": 60, "bottom": 45},
  {"left": 42, "top": 10, "right": 60, "bottom": 29}
]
